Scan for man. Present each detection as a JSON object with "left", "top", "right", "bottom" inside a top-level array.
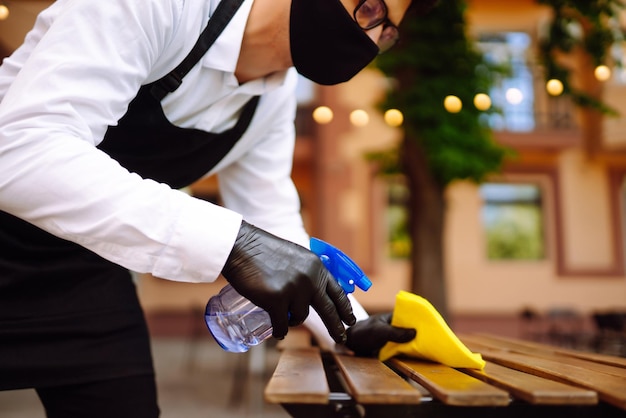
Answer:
[{"left": 0, "top": 0, "right": 434, "bottom": 415}]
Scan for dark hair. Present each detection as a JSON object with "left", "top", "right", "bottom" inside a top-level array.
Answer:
[{"left": 408, "top": 0, "right": 439, "bottom": 16}]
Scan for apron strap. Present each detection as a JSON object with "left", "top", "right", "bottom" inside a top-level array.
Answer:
[{"left": 150, "top": 0, "right": 246, "bottom": 100}]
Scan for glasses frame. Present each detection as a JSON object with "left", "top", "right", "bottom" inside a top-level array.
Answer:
[{"left": 353, "top": 0, "right": 400, "bottom": 52}]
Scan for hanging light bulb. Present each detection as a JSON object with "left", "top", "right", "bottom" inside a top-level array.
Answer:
[
  {"left": 444, "top": 95, "right": 462, "bottom": 113},
  {"left": 384, "top": 109, "right": 403, "bottom": 127},
  {"left": 594, "top": 65, "right": 611, "bottom": 81},
  {"left": 350, "top": 109, "right": 370, "bottom": 127},
  {"left": 0, "top": 4, "right": 9, "bottom": 21},
  {"left": 546, "top": 79, "right": 564, "bottom": 96},
  {"left": 312, "top": 106, "right": 333, "bottom": 124},
  {"left": 505, "top": 88, "right": 523, "bottom": 105},
  {"left": 473, "top": 93, "right": 491, "bottom": 111}
]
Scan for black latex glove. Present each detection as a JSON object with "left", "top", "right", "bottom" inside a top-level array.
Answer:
[
  {"left": 345, "top": 312, "right": 416, "bottom": 357},
  {"left": 221, "top": 221, "right": 356, "bottom": 343}
]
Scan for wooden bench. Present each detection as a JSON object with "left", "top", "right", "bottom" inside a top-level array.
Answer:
[{"left": 265, "top": 331, "right": 626, "bottom": 418}]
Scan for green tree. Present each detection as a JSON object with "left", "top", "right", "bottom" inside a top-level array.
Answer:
[{"left": 372, "top": 0, "right": 510, "bottom": 319}]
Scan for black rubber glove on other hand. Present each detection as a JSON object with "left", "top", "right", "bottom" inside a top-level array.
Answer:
[
  {"left": 221, "top": 221, "right": 356, "bottom": 343},
  {"left": 345, "top": 312, "right": 416, "bottom": 357}
]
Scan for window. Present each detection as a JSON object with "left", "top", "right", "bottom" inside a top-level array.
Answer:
[
  {"left": 480, "top": 182, "right": 545, "bottom": 260},
  {"left": 477, "top": 32, "right": 535, "bottom": 132}
]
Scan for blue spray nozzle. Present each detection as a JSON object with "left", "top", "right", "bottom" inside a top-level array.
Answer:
[{"left": 310, "top": 237, "right": 372, "bottom": 294}]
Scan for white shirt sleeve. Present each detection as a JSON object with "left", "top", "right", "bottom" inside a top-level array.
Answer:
[
  {"left": 217, "top": 72, "right": 310, "bottom": 248},
  {"left": 0, "top": 0, "right": 242, "bottom": 283},
  {"left": 213, "top": 72, "right": 370, "bottom": 344},
  {"left": 304, "top": 294, "right": 370, "bottom": 350}
]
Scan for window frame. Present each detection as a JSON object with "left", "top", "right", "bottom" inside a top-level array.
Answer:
[{"left": 480, "top": 180, "right": 547, "bottom": 261}]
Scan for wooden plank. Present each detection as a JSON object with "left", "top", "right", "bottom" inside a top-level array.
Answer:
[
  {"left": 461, "top": 334, "right": 626, "bottom": 369},
  {"left": 463, "top": 335, "right": 626, "bottom": 380},
  {"left": 464, "top": 346, "right": 626, "bottom": 410},
  {"left": 332, "top": 353, "right": 422, "bottom": 404},
  {"left": 264, "top": 348, "right": 329, "bottom": 404},
  {"left": 462, "top": 361, "right": 598, "bottom": 405},
  {"left": 389, "top": 358, "right": 510, "bottom": 406},
  {"left": 276, "top": 327, "right": 313, "bottom": 350}
]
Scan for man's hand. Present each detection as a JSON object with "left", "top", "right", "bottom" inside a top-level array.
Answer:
[
  {"left": 345, "top": 312, "right": 416, "bottom": 357},
  {"left": 221, "top": 221, "right": 356, "bottom": 343}
]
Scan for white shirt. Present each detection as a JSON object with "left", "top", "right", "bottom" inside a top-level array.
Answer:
[
  {"left": 0, "top": 0, "right": 309, "bottom": 283},
  {"left": 0, "top": 0, "right": 369, "bottom": 348}
]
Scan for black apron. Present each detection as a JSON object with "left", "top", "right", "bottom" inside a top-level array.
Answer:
[{"left": 0, "top": 0, "right": 256, "bottom": 389}]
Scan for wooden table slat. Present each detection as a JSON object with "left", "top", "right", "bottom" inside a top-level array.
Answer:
[
  {"left": 276, "top": 327, "right": 314, "bottom": 351},
  {"left": 265, "top": 333, "right": 626, "bottom": 417},
  {"left": 463, "top": 337, "right": 626, "bottom": 379},
  {"left": 462, "top": 344, "right": 626, "bottom": 410},
  {"left": 389, "top": 358, "right": 510, "bottom": 406},
  {"left": 462, "top": 361, "right": 598, "bottom": 405},
  {"left": 474, "top": 333, "right": 626, "bottom": 368},
  {"left": 264, "top": 348, "right": 329, "bottom": 405},
  {"left": 332, "top": 353, "right": 423, "bottom": 405}
]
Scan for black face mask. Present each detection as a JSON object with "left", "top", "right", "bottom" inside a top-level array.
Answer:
[{"left": 289, "top": 0, "right": 380, "bottom": 85}]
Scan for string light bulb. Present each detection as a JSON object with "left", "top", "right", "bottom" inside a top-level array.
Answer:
[
  {"left": 505, "top": 88, "right": 523, "bottom": 105},
  {"left": 384, "top": 109, "right": 403, "bottom": 127},
  {"left": 546, "top": 79, "right": 564, "bottom": 96},
  {"left": 312, "top": 106, "right": 333, "bottom": 124},
  {"left": 350, "top": 109, "right": 369, "bottom": 127},
  {"left": 0, "top": 4, "right": 9, "bottom": 21},
  {"left": 444, "top": 95, "right": 462, "bottom": 113},
  {"left": 473, "top": 93, "right": 491, "bottom": 111},
  {"left": 594, "top": 65, "right": 611, "bottom": 81}
]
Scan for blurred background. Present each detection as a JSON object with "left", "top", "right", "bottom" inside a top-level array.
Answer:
[{"left": 1, "top": 0, "right": 625, "bottom": 416}]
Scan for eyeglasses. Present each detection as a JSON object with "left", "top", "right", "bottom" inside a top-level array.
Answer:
[{"left": 353, "top": 0, "right": 400, "bottom": 53}]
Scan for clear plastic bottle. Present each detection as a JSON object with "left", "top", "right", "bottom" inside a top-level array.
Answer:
[{"left": 205, "top": 237, "right": 372, "bottom": 352}]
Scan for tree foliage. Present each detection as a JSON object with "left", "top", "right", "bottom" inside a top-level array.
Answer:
[
  {"left": 537, "top": 0, "right": 625, "bottom": 114},
  {"left": 372, "top": 0, "right": 510, "bottom": 188}
]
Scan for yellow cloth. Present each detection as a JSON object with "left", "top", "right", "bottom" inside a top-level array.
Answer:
[{"left": 379, "top": 291, "right": 485, "bottom": 370}]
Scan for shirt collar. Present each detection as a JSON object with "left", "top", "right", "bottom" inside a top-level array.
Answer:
[{"left": 202, "top": 0, "right": 288, "bottom": 94}]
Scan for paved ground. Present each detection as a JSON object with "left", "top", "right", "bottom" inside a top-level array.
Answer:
[{"left": 0, "top": 338, "right": 290, "bottom": 418}]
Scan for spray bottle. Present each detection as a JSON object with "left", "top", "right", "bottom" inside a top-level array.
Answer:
[{"left": 205, "top": 237, "right": 372, "bottom": 352}]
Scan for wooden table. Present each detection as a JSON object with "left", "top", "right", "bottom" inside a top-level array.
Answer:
[{"left": 264, "top": 333, "right": 626, "bottom": 418}]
